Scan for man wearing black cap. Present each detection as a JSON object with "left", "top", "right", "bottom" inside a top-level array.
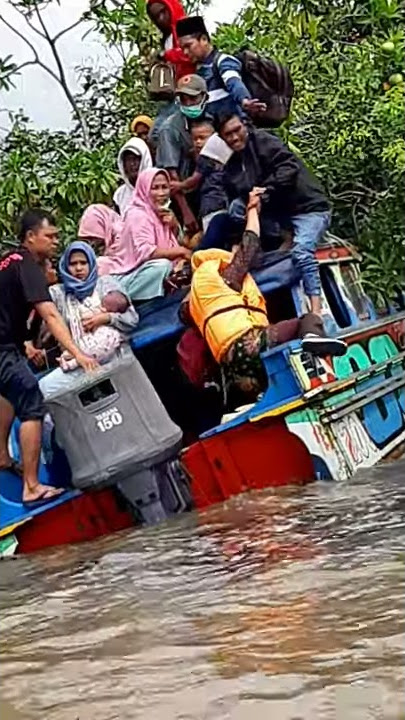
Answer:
[
  {"left": 156, "top": 73, "right": 210, "bottom": 233},
  {"left": 176, "top": 16, "right": 266, "bottom": 120}
]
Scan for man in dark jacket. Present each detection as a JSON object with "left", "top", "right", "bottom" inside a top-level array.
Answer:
[{"left": 218, "top": 114, "right": 331, "bottom": 316}]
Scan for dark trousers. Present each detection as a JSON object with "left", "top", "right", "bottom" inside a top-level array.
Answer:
[
  {"left": 269, "top": 313, "right": 324, "bottom": 345},
  {"left": 0, "top": 345, "right": 45, "bottom": 422}
]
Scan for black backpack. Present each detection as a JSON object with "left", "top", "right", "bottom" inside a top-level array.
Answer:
[{"left": 216, "top": 49, "right": 294, "bottom": 128}]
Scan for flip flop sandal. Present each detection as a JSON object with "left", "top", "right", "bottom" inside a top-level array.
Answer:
[
  {"left": 0, "top": 459, "right": 23, "bottom": 477},
  {"left": 23, "top": 487, "right": 66, "bottom": 509}
]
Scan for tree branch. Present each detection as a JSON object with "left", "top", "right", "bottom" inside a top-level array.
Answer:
[
  {"left": 53, "top": 17, "right": 84, "bottom": 44},
  {"left": 23, "top": 12, "right": 47, "bottom": 40},
  {"left": 1, "top": 59, "right": 38, "bottom": 83},
  {"left": 0, "top": 4, "right": 91, "bottom": 148},
  {"left": 31, "top": 2, "right": 91, "bottom": 147},
  {"left": 0, "top": 13, "right": 40, "bottom": 62}
]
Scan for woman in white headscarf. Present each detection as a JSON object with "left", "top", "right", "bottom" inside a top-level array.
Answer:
[{"left": 113, "top": 137, "right": 153, "bottom": 216}]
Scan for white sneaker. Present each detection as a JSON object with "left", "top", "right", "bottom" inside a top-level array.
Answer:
[{"left": 302, "top": 333, "right": 347, "bottom": 357}]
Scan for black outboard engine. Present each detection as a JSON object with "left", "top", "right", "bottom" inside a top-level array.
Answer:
[{"left": 45, "top": 348, "right": 191, "bottom": 524}]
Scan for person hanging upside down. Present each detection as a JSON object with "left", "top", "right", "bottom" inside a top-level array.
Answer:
[{"left": 180, "top": 189, "right": 347, "bottom": 398}]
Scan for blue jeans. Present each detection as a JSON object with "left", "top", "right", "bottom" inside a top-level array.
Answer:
[
  {"left": 291, "top": 211, "right": 331, "bottom": 297},
  {"left": 228, "top": 198, "right": 247, "bottom": 223}
]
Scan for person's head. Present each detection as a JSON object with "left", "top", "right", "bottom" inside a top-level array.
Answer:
[
  {"left": 130, "top": 114, "right": 153, "bottom": 142},
  {"left": 133, "top": 122, "right": 150, "bottom": 143},
  {"left": 122, "top": 150, "right": 141, "bottom": 187},
  {"left": 190, "top": 119, "right": 215, "bottom": 154},
  {"left": 175, "top": 74, "right": 208, "bottom": 119},
  {"left": 217, "top": 113, "right": 249, "bottom": 152},
  {"left": 18, "top": 209, "right": 59, "bottom": 261},
  {"left": 78, "top": 204, "right": 119, "bottom": 251},
  {"left": 67, "top": 249, "right": 90, "bottom": 281},
  {"left": 102, "top": 291, "right": 129, "bottom": 314},
  {"left": 176, "top": 16, "right": 212, "bottom": 62},
  {"left": 150, "top": 170, "right": 171, "bottom": 209},
  {"left": 117, "top": 138, "right": 153, "bottom": 187},
  {"left": 132, "top": 168, "right": 171, "bottom": 212},
  {"left": 147, "top": 1, "right": 172, "bottom": 35},
  {"left": 59, "top": 241, "right": 98, "bottom": 300}
]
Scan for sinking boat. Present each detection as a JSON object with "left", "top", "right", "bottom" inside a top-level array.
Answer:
[{"left": 1, "top": 239, "right": 404, "bottom": 555}]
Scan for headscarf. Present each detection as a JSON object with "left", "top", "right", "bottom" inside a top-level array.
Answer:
[
  {"left": 78, "top": 204, "right": 138, "bottom": 277},
  {"left": 147, "top": 0, "right": 195, "bottom": 80},
  {"left": 113, "top": 137, "right": 153, "bottom": 216},
  {"left": 59, "top": 241, "right": 98, "bottom": 301},
  {"left": 122, "top": 168, "right": 179, "bottom": 269},
  {"left": 130, "top": 114, "right": 153, "bottom": 135}
]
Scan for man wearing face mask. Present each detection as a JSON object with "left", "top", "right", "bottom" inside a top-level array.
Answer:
[{"left": 156, "top": 74, "right": 209, "bottom": 233}]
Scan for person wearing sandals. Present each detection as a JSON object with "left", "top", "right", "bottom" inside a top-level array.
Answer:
[{"left": 0, "top": 210, "right": 98, "bottom": 507}]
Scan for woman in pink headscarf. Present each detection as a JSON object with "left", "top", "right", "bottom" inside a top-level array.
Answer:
[
  {"left": 122, "top": 166, "right": 191, "bottom": 273},
  {"left": 78, "top": 183, "right": 188, "bottom": 300}
]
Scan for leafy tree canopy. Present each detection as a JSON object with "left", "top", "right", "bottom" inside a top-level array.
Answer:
[{"left": 0, "top": 0, "right": 404, "bottom": 302}]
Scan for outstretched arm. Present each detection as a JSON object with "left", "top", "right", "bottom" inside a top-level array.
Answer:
[
  {"left": 221, "top": 188, "right": 263, "bottom": 292},
  {"left": 34, "top": 301, "right": 98, "bottom": 371},
  {"left": 170, "top": 170, "right": 203, "bottom": 194}
]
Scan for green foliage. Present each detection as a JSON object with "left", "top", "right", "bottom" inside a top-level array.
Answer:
[
  {"left": 215, "top": 0, "right": 405, "bottom": 301},
  {"left": 0, "top": 55, "right": 20, "bottom": 91},
  {"left": 0, "top": 0, "right": 403, "bottom": 304},
  {"left": 0, "top": 112, "right": 120, "bottom": 252}
]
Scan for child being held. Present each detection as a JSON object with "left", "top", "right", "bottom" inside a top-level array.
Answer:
[
  {"left": 170, "top": 119, "right": 232, "bottom": 234},
  {"left": 59, "top": 290, "right": 128, "bottom": 371}
]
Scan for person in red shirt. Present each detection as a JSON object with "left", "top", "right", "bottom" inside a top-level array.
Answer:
[{"left": 147, "top": 0, "right": 195, "bottom": 80}]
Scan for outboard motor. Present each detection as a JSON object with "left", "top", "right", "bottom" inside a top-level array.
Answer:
[{"left": 45, "top": 348, "right": 189, "bottom": 525}]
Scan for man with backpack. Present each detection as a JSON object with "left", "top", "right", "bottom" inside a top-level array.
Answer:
[
  {"left": 176, "top": 16, "right": 266, "bottom": 120},
  {"left": 176, "top": 15, "right": 293, "bottom": 127}
]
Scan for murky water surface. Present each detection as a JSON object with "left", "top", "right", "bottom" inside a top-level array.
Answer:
[{"left": 1, "top": 461, "right": 404, "bottom": 719}]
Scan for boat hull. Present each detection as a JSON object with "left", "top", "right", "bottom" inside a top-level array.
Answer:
[{"left": 1, "top": 309, "right": 404, "bottom": 555}]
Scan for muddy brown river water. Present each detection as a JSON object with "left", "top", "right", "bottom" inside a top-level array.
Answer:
[{"left": 1, "top": 460, "right": 404, "bottom": 719}]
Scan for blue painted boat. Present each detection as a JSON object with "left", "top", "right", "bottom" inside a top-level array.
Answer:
[{"left": 1, "top": 240, "right": 404, "bottom": 555}]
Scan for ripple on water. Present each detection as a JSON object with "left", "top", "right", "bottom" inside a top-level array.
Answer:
[{"left": 1, "top": 460, "right": 404, "bottom": 719}]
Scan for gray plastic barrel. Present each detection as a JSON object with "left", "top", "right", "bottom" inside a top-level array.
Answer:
[{"left": 45, "top": 347, "right": 183, "bottom": 496}]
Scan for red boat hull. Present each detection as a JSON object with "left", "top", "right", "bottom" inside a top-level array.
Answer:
[
  {"left": 181, "top": 417, "right": 314, "bottom": 509},
  {"left": 13, "top": 416, "right": 313, "bottom": 554},
  {"left": 16, "top": 489, "right": 134, "bottom": 554}
]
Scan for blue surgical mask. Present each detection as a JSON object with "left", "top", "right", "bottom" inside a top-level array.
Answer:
[{"left": 180, "top": 103, "right": 205, "bottom": 119}]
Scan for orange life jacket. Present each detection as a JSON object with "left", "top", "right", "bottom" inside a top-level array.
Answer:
[{"left": 190, "top": 249, "right": 269, "bottom": 363}]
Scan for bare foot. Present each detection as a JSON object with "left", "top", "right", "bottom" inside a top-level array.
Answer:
[{"left": 22, "top": 484, "right": 64, "bottom": 504}]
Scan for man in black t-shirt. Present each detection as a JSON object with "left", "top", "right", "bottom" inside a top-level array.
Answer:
[{"left": 0, "top": 209, "right": 98, "bottom": 506}]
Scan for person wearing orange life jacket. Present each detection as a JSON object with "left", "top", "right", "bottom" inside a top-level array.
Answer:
[{"left": 183, "top": 188, "right": 347, "bottom": 396}]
